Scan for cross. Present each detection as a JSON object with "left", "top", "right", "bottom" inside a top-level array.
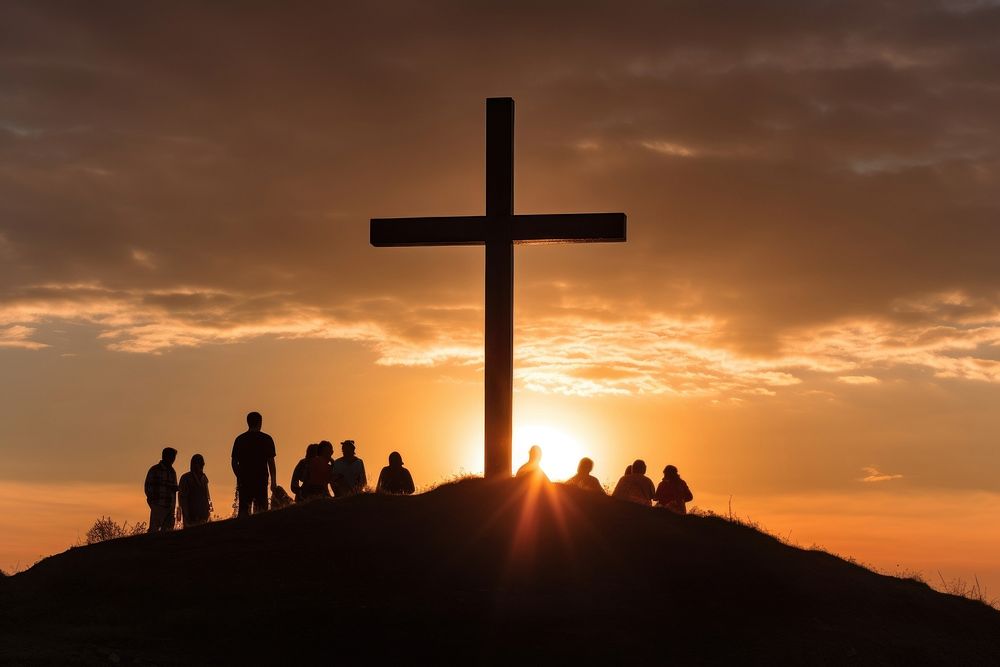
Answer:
[{"left": 371, "top": 97, "right": 626, "bottom": 479}]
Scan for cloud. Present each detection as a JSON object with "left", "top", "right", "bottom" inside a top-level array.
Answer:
[
  {"left": 784, "top": 296, "right": 1000, "bottom": 383},
  {"left": 860, "top": 466, "right": 904, "bottom": 483},
  {"left": 639, "top": 140, "right": 698, "bottom": 158},
  {"left": 6, "top": 281, "right": 1000, "bottom": 398},
  {"left": 0, "top": 324, "right": 47, "bottom": 350},
  {"left": 837, "top": 375, "right": 881, "bottom": 385},
  {"left": 130, "top": 249, "right": 156, "bottom": 269},
  {"left": 2, "top": 0, "right": 1000, "bottom": 401}
]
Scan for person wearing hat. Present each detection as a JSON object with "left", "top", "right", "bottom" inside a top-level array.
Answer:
[
  {"left": 332, "top": 439, "right": 367, "bottom": 497},
  {"left": 375, "top": 451, "right": 415, "bottom": 495}
]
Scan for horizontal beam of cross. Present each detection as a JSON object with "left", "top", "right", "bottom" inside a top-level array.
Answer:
[{"left": 370, "top": 213, "right": 627, "bottom": 247}]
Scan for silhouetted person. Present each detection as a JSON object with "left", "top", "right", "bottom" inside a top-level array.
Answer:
[
  {"left": 145, "top": 447, "right": 178, "bottom": 533},
  {"left": 178, "top": 453, "right": 211, "bottom": 527},
  {"left": 565, "top": 457, "right": 604, "bottom": 494},
  {"left": 376, "top": 451, "right": 415, "bottom": 495},
  {"left": 515, "top": 445, "right": 549, "bottom": 481},
  {"left": 231, "top": 411, "right": 277, "bottom": 517},
  {"left": 302, "top": 440, "right": 334, "bottom": 499},
  {"left": 290, "top": 443, "right": 319, "bottom": 502},
  {"left": 655, "top": 465, "right": 694, "bottom": 514},
  {"left": 612, "top": 459, "right": 655, "bottom": 506},
  {"left": 332, "top": 440, "right": 366, "bottom": 497}
]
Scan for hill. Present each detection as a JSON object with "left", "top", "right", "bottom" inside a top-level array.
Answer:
[{"left": 2, "top": 478, "right": 999, "bottom": 665}]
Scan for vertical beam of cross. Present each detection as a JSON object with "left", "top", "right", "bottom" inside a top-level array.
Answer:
[
  {"left": 370, "top": 98, "right": 626, "bottom": 479},
  {"left": 484, "top": 98, "right": 514, "bottom": 479}
]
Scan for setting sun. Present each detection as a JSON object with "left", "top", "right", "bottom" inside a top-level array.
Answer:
[{"left": 513, "top": 424, "right": 586, "bottom": 481}]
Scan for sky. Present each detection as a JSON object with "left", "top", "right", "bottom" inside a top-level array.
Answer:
[{"left": 1, "top": 1, "right": 999, "bottom": 594}]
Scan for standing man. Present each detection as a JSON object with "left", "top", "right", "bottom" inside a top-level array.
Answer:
[
  {"left": 231, "top": 411, "right": 277, "bottom": 516},
  {"left": 144, "top": 447, "right": 179, "bottom": 533}
]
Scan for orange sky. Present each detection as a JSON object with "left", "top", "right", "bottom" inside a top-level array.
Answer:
[{"left": 1, "top": 1, "right": 999, "bottom": 598}]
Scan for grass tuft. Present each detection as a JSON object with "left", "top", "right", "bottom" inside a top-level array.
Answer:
[
  {"left": 938, "top": 571, "right": 999, "bottom": 609},
  {"left": 83, "top": 516, "right": 148, "bottom": 545}
]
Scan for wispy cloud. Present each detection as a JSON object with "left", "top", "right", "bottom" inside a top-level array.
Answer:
[
  {"left": 640, "top": 140, "right": 698, "bottom": 158},
  {"left": 130, "top": 249, "right": 156, "bottom": 269},
  {"left": 837, "top": 375, "right": 881, "bottom": 385},
  {"left": 6, "top": 284, "right": 1000, "bottom": 398},
  {"left": 0, "top": 325, "right": 47, "bottom": 350},
  {"left": 860, "top": 466, "right": 904, "bottom": 483}
]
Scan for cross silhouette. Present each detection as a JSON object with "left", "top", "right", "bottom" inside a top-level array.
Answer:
[{"left": 371, "top": 97, "right": 626, "bottom": 478}]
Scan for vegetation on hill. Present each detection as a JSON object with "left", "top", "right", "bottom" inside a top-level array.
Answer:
[
  {"left": 83, "top": 516, "right": 148, "bottom": 544},
  {"left": 2, "top": 478, "right": 999, "bottom": 666}
]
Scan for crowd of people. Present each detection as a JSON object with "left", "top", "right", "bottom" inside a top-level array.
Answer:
[{"left": 143, "top": 411, "right": 694, "bottom": 533}]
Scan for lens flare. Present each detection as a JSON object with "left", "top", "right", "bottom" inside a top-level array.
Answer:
[{"left": 513, "top": 424, "right": 586, "bottom": 481}]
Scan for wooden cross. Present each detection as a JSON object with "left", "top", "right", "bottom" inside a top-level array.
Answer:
[{"left": 371, "top": 97, "right": 626, "bottom": 478}]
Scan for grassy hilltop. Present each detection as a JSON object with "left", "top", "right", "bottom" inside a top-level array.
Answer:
[{"left": 2, "top": 478, "right": 999, "bottom": 665}]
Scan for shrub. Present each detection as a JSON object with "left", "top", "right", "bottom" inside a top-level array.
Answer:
[{"left": 84, "top": 517, "right": 147, "bottom": 545}]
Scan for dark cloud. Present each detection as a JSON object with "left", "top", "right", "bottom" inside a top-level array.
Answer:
[{"left": 1, "top": 0, "right": 999, "bottom": 377}]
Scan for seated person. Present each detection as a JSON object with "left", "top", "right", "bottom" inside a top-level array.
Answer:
[
  {"left": 565, "top": 457, "right": 605, "bottom": 494},
  {"left": 515, "top": 445, "right": 549, "bottom": 482},
  {"left": 612, "top": 459, "right": 655, "bottom": 506},
  {"left": 376, "top": 451, "right": 416, "bottom": 495},
  {"left": 654, "top": 465, "right": 694, "bottom": 514}
]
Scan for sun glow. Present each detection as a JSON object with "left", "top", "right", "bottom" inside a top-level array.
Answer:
[{"left": 513, "top": 424, "right": 586, "bottom": 481}]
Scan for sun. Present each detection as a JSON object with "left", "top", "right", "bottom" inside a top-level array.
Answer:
[{"left": 512, "top": 424, "right": 586, "bottom": 481}]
